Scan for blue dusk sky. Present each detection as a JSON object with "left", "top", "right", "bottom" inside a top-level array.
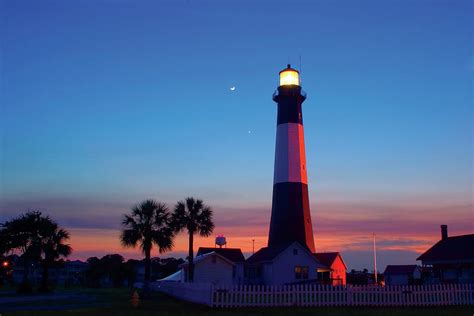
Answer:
[{"left": 1, "top": 0, "right": 473, "bottom": 270}]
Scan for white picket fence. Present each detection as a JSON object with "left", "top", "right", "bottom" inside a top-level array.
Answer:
[{"left": 155, "top": 282, "right": 474, "bottom": 308}]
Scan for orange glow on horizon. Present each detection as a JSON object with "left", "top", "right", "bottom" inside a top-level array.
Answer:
[
  {"left": 67, "top": 226, "right": 448, "bottom": 262},
  {"left": 65, "top": 202, "right": 473, "bottom": 267}
]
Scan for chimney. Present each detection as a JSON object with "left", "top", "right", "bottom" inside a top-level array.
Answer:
[{"left": 441, "top": 225, "right": 448, "bottom": 240}]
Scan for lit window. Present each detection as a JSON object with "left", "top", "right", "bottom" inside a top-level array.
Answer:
[{"left": 295, "top": 266, "right": 302, "bottom": 279}]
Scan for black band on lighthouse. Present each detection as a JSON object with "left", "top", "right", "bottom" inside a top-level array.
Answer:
[
  {"left": 273, "top": 85, "right": 305, "bottom": 125},
  {"left": 268, "top": 182, "right": 315, "bottom": 252}
]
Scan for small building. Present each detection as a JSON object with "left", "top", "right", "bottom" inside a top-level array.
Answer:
[
  {"left": 417, "top": 225, "right": 474, "bottom": 284},
  {"left": 314, "top": 252, "right": 347, "bottom": 285},
  {"left": 245, "top": 241, "right": 326, "bottom": 285},
  {"left": 383, "top": 265, "right": 421, "bottom": 285},
  {"left": 180, "top": 247, "right": 245, "bottom": 285}
]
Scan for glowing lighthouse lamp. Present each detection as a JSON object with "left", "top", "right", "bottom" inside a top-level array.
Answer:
[{"left": 279, "top": 65, "right": 300, "bottom": 86}]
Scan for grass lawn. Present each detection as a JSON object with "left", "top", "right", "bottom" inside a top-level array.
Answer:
[{"left": 0, "top": 287, "right": 472, "bottom": 316}]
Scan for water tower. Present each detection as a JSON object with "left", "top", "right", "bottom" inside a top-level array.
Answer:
[{"left": 215, "top": 235, "right": 227, "bottom": 248}]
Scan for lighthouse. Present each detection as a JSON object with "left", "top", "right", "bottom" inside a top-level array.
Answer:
[{"left": 268, "top": 64, "right": 316, "bottom": 253}]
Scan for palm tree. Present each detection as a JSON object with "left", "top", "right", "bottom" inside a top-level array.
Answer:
[
  {"left": 171, "top": 197, "right": 214, "bottom": 282},
  {"left": 120, "top": 200, "right": 174, "bottom": 291},
  {"left": 2, "top": 211, "right": 44, "bottom": 292},
  {"left": 0, "top": 211, "right": 72, "bottom": 293},
  {"left": 39, "top": 226, "right": 72, "bottom": 292}
]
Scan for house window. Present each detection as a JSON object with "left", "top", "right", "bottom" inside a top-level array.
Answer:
[
  {"left": 295, "top": 266, "right": 302, "bottom": 279},
  {"left": 317, "top": 271, "right": 330, "bottom": 280},
  {"left": 293, "top": 249, "right": 298, "bottom": 255},
  {"left": 295, "top": 266, "right": 309, "bottom": 279},
  {"left": 302, "top": 266, "right": 309, "bottom": 279}
]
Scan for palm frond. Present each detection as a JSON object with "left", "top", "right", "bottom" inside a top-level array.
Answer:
[
  {"left": 197, "top": 205, "right": 214, "bottom": 237},
  {"left": 121, "top": 199, "right": 174, "bottom": 256},
  {"left": 120, "top": 229, "right": 140, "bottom": 248}
]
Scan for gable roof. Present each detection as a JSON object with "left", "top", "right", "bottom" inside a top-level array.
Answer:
[
  {"left": 383, "top": 265, "right": 418, "bottom": 275},
  {"left": 246, "top": 241, "right": 322, "bottom": 265},
  {"left": 196, "top": 247, "right": 245, "bottom": 263},
  {"left": 416, "top": 234, "right": 474, "bottom": 263},
  {"left": 246, "top": 243, "right": 291, "bottom": 264},
  {"left": 314, "top": 252, "right": 347, "bottom": 270},
  {"left": 180, "top": 251, "right": 236, "bottom": 268}
]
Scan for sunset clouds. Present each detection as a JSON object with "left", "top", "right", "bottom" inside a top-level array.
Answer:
[{"left": 1, "top": 195, "right": 472, "bottom": 269}]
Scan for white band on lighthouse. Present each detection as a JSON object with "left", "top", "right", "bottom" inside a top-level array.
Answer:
[{"left": 273, "top": 122, "right": 308, "bottom": 185}]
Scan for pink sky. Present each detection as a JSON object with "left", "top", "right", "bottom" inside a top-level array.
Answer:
[{"left": 63, "top": 200, "right": 473, "bottom": 270}]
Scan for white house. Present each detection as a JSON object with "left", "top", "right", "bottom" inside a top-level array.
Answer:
[
  {"left": 180, "top": 247, "right": 245, "bottom": 285},
  {"left": 383, "top": 265, "right": 422, "bottom": 285},
  {"left": 245, "top": 241, "right": 326, "bottom": 285}
]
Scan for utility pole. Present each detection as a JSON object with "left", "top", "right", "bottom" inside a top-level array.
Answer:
[
  {"left": 252, "top": 239, "right": 255, "bottom": 254},
  {"left": 373, "top": 232, "right": 378, "bottom": 285}
]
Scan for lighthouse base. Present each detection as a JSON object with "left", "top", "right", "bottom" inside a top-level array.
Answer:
[{"left": 268, "top": 182, "right": 315, "bottom": 253}]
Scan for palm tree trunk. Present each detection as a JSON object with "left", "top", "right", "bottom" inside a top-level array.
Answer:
[
  {"left": 18, "top": 254, "right": 33, "bottom": 293},
  {"left": 40, "top": 262, "right": 49, "bottom": 292},
  {"left": 141, "top": 247, "right": 152, "bottom": 298},
  {"left": 23, "top": 257, "right": 29, "bottom": 284},
  {"left": 188, "top": 233, "right": 194, "bottom": 282},
  {"left": 144, "top": 247, "right": 151, "bottom": 285}
]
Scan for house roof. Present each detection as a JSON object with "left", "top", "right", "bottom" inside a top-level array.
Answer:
[
  {"left": 313, "top": 252, "right": 347, "bottom": 270},
  {"left": 383, "top": 265, "right": 418, "bottom": 275},
  {"left": 416, "top": 234, "right": 474, "bottom": 263},
  {"left": 246, "top": 243, "right": 291, "bottom": 264},
  {"left": 246, "top": 241, "right": 323, "bottom": 266},
  {"left": 180, "top": 251, "right": 236, "bottom": 268},
  {"left": 158, "top": 269, "right": 182, "bottom": 282},
  {"left": 196, "top": 247, "right": 245, "bottom": 263}
]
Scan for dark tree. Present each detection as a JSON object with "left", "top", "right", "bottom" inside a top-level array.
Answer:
[
  {"left": 120, "top": 200, "right": 174, "bottom": 292},
  {"left": 171, "top": 197, "right": 214, "bottom": 282},
  {"left": 0, "top": 211, "right": 72, "bottom": 293},
  {"left": 100, "top": 254, "right": 125, "bottom": 287},
  {"left": 39, "top": 226, "right": 72, "bottom": 292},
  {"left": 85, "top": 254, "right": 125, "bottom": 287}
]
